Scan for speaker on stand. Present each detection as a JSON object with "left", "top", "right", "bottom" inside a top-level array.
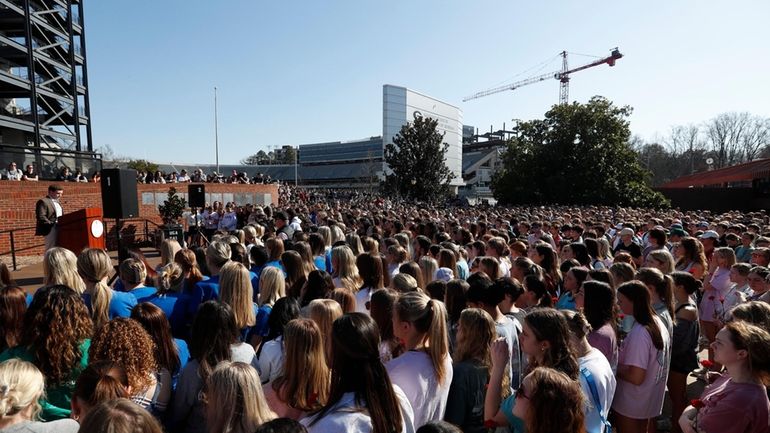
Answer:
[{"left": 100, "top": 168, "right": 138, "bottom": 278}]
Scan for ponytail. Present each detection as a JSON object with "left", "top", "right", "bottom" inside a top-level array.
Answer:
[
  {"left": 524, "top": 274, "right": 553, "bottom": 308},
  {"left": 636, "top": 267, "right": 675, "bottom": 323},
  {"left": 77, "top": 249, "right": 114, "bottom": 329},
  {"left": 90, "top": 281, "right": 113, "bottom": 330},
  {"left": 73, "top": 360, "right": 129, "bottom": 408},
  {"left": 395, "top": 292, "right": 450, "bottom": 384}
]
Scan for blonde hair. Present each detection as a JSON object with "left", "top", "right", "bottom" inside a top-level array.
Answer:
[
  {"left": 309, "top": 299, "right": 343, "bottom": 360},
  {"left": 331, "top": 245, "right": 362, "bottom": 292},
  {"left": 329, "top": 225, "right": 345, "bottom": 245},
  {"left": 156, "top": 262, "right": 184, "bottom": 293},
  {"left": 272, "top": 319, "right": 330, "bottom": 411},
  {"left": 219, "top": 262, "right": 256, "bottom": 330},
  {"left": 119, "top": 258, "right": 147, "bottom": 286},
  {"left": 391, "top": 273, "right": 419, "bottom": 293},
  {"left": 715, "top": 247, "right": 737, "bottom": 268},
  {"left": 0, "top": 359, "right": 44, "bottom": 420},
  {"left": 419, "top": 256, "right": 439, "bottom": 285},
  {"left": 206, "top": 362, "right": 276, "bottom": 433},
  {"left": 206, "top": 241, "right": 232, "bottom": 271},
  {"left": 317, "top": 226, "right": 332, "bottom": 248},
  {"left": 243, "top": 226, "right": 262, "bottom": 247},
  {"left": 43, "top": 247, "right": 85, "bottom": 294},
  {"left": 395, "top": 291, "right": 450, "bottom": 384},
  {"left": 647, "top": 249, "right": 675, "bottom": 274},
  {"left": 77, "top": 248, "right": 114, "bottom": 329},
  {"left": 159, "top": 239, "right": 182, "bottom": 267},
  {"left": 258, "top": 267, "right": 285, "bottom": 307}
]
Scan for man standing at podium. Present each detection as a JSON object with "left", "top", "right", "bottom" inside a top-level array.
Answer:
[{"left": 35, "top": 184, "right": 64, "bottom": 250}]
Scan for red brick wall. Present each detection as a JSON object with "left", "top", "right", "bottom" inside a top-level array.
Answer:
[{"left": 0, "top": 181, "right": 279, "bottom": 256}]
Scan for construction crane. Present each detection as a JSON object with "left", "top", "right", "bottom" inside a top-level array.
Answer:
[{"left": 463, "top": 48, "right": 623, "bottom": 105}]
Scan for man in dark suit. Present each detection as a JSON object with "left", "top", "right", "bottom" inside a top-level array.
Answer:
[{"left": 36, "top": 184, "right": 64, "bottom": 250}]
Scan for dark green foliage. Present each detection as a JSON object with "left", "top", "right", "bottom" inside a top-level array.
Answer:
[
  {"left": 383, "top": 115, "right": 455, "bottom": 203},
  {"left": 158, "top": 187, "right": 187, "bottom": 225},
  {"left": 126, "top": 159, "right": 159, "bottom": 174},
  {"left": 492, "top": 97, "right": 669, "bottom": 208}
]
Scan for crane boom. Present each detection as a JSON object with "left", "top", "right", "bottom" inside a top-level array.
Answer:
[{"left": 463, "top": 48, "right": 622, "bottom": 104}]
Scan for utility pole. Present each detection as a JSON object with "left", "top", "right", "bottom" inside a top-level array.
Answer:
[{"left": 214, "top": 86, "right": 220, "bottom": 175}]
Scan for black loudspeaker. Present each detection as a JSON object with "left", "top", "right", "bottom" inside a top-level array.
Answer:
[
  {"left": 188, "top": 184, "right": 205, "bottom": 208},
  {"left": 101, "top": 168, "right": 139, "bottom": 219}
]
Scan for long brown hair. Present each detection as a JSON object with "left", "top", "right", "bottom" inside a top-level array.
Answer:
[
  {"left": 525, "top": 367, "right": 587, "bottom": 433},
  {"left": 0, "top": 286, "right": 26, "bottom": 351},
  {"left": 309, "top": 313, "right": 402, "bottom": 433},
  {"left": 523, "top": 309, "right": 579, "bottom": 379},
  {"left": 455, "top": 308, "right": 496, "bottom": 364},
  {"left": 617, "top": 281, "right": 664, "bottom": 350},
  {"left": 174, "top": 249, "right": 204, "bottom": 287},
  {"left": 271, "top": 319, "right": 330, "bottom": 411},
  {"left": 130, "top": 303, "right": 181, "bottom": 374},
  {"left": 22, "top": 285, "right": 92, "bottom": 384},
  {"left": 636, "top": 267, "right": 676, "bottom": 322}
]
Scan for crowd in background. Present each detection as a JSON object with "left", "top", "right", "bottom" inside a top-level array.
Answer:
[{"left": 1, "top": 193, "right": 770, "bottom": 433}]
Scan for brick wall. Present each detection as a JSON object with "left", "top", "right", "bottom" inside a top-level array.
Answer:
[{"left": 0, "top": 181, "right": 279, "bottom": 256}]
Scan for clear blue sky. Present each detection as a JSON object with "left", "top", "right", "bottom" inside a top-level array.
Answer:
[{"left": 86, "top": 1, "right": 770, "bottom": 164}]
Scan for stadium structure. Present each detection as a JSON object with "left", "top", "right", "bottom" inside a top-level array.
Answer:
[{"left": 0, "top": 0, "right": 99, "bottom": 176}]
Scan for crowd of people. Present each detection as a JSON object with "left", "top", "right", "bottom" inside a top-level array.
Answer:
[
  {"left": 136, "top": 169, "right": 279, "bottom": 185},
  {"left": 2, "top": 192, "right": 770, "bottom": 433}
]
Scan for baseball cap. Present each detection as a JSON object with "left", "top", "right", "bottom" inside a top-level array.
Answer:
[
  {"left": 669, "top": 228, "right": 687, "bottom": 237},
  {"left": 699, "top": 230, "right": 719, "bottom": 240},
  {"left": 697, "top": 221, "right": 710, "bottom": 229}
]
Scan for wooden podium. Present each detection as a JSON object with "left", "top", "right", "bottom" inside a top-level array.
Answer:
[{"left": 56, "top": 208, "right": 106, "bottom": 253}]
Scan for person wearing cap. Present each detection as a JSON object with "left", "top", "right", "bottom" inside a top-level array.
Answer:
[
  {"left": 273, "top": 211, "right": 294, "bottom": 242},
  {"left": 699, "top": 230, "right": 719, "bottom": 262},
  {"left": 613, "top": 227, "right": 643, "bottom": 267}
]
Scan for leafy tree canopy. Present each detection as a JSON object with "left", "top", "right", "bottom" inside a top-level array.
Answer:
[
  {"left": 126, "top": 159, "right": 159, "bottom": 174},
  {"left": 383, "top": 115, "right": 455, "bottom": 203},
  {"left": 492, "top": 96, "right": 669, "bottom": 208}
]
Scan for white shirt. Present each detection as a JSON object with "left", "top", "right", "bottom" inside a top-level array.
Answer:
[
  {"left": 300, "top": 385, "right": 415, "bottom": 433},
  {"left": 386, "top": 350, "right": 452, "bottom": 429},
  {"left": 355, "top": 287, "right": 373, "bottom": 314},
  {"left": 257, "top": 336, "right": 283, "bottom": 384},
  {"left": 578, "top": 348, "right": 617, "bottom": 433},
  {"left": 53, "top": 199, "right": 63, "bottom": 218}
]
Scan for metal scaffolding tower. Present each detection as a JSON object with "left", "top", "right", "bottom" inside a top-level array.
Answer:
[{"left": 0, "top": 0, "right": 98, "bottom": 178}]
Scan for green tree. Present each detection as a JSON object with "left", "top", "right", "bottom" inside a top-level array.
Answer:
[
  {"left": 241, "top": 150, "right": 270, "bottom": 165},
  {"left": 492, "top": 97, "right": 669, "bottom": 208},
  {"left": 158, "top": 187, "right": 187, "bottom": 225},
  {"left": 126, "top": 159, "right": 159, "bottom": 174},
  {"left": 383, "top": 115, "right": 455, "bottom": 202}
]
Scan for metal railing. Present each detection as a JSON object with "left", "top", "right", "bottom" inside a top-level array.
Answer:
[
  {"left": 0, "top": 225, "right": 41, "bottom": 270},
  {"left": 0, "top": 219, "right": 163, "bottom": 271}
]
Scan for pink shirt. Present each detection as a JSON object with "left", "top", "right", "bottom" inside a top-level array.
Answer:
[
  {"left": 696, "top": 375, "right": 770, "bottom": 433},
  {"left": 262, "top": 382, "right": 307, "bottom": 420},
  {"left": 699, "top": 268, "right": 732, "bottom": 323},
  {"left": 612, "top": 319, "right": 670, "bottom": 419},
  {"left": 587, "top": 323, "right": 618, "bottom": 372}
]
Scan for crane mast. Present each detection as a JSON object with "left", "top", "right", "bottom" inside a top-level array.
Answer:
[{"left": 463, "top": 48, "right": 623, "bottom": 104}]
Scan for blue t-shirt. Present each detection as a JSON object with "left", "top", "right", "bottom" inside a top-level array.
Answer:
[
  {"left": 146, "top": 292, "right": 195, "bottom": 340},
  {"left": 253, "top": 304, "right": 272, "bottom": 337},
  {"left": 192, "top": 275, "right": 221, "bottom": 303},
  {"left": 555, "top": 292, "right": 576, "bottom": 311},
  {"left": 130, "top": 287, "right": 158, "bottom": 303},
  {"left": 82, "top": 290, "right": 138, "bottom": 319},
  {"left": 500, "top": 394, "right": 526, "bottom": 433},
  {"left": 313, "top": 256, "right": 326, "bottom": 271},
  {"left": 264, "top": 260, "right": 285, "bottom": 275},
  {"left": 240, "top": 304, "right": 260, "bottom": 343},
  {"left": 249, "top": 271, "right": 260, "bottom": 297},
  {"left": 174, "top": 338, "right": 190, "bottom": 371}
]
